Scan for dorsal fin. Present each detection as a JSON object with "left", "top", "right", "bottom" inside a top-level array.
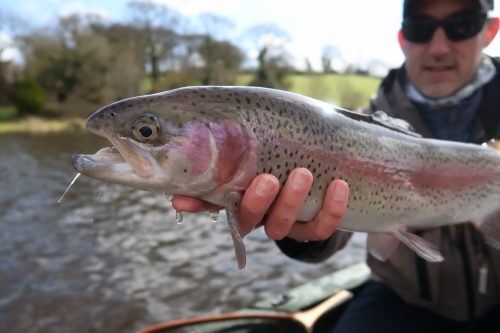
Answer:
[{"left": 335, "top": 109, "right": 422, "bottom": 138}]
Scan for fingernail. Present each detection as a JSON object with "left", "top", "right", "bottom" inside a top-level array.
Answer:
[
  {"left": 334, "top": 184, "right": 347, "bottom": 200},
  {"left": 290, "top": 170, "right": 310, "bottom": 190},
  {"left": 256, "top": 176, "right": 277, "bottom": 196}
]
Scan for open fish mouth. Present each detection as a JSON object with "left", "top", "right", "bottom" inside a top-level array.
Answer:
[
  {"left": 72, "top": 146, "right": 135, "bottom": 177},
  {"left": 72, "top": 135, "right": 155, "bottom": 180},
  {"left": 73, "top": 146, "right": 133, "bottom": 173}
]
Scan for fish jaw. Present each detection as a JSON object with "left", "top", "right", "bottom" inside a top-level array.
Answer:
[{"left": 72, "top": 137, "right": 164, "bottom": 191}]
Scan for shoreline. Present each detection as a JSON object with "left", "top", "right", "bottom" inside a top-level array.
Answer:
[{"left": 0, "top": 117, "right": 87, "bottom": 134}]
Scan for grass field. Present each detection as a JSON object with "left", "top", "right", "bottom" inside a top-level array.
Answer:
[{"left": 237, "top": 73, "right": 381, "bottom": 110}]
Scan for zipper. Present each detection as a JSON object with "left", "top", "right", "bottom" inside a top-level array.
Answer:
[
  {"left": 478, "top": 254, "right": 490, "bottom": 294},
  {"left": 454, "top": 225, "right": 475, "bottom": 320},
  {"left": 415, "top": 231, "right": 432, "bottom": 301}
]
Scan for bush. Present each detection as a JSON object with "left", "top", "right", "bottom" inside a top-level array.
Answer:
[{"left": 14, "top": 78, "right": 47, "bottom": 115}]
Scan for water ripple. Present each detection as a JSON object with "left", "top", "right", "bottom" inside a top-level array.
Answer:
[{"left": 0, "top": 133, "right": 366, "bottom": 333}]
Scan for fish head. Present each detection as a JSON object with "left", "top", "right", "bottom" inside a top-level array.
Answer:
[{"left": 72, "top": 87, "right": 249, "bottom": 197}]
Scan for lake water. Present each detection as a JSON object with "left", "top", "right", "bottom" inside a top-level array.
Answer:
[{"left": 0, "top": 132, "right": 366, "bottom": 333}]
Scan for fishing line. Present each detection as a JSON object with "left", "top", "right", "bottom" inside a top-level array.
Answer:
[{"left": 58, "top": 172, "right": 81, "bottom": 202}]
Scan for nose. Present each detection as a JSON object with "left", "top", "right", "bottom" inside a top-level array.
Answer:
[{"left": 427, "top": 27, "right": 451, "bottom": 56}]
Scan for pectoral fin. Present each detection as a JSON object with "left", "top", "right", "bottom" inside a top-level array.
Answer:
[
  {"left": 223, "top": 192, "right": 247, "bottom": 270},
  {"left": 367, "top": 233, "right": 400, "bottom": 261},
  {"left": 394, "top": 230, "right": 444, "bottom": 262}
]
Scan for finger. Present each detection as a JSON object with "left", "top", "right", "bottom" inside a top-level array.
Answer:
[
  {"left": 239, "top": 174, "right": 280, "bottom": 236},
  {"left": 287, "top": 180, "right": 349, "bottom": 242},
  {"left": 172, "top": 195, "right": 221, "bottom": 213},
  {"left": 264, "top": 168, "right": 313, "bottom": 240}
]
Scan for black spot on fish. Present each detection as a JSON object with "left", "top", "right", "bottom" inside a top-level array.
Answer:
[
  {"left": 201, "top": 94, "right": 205, "bottom": 98},
  {"left": 236, "top": 99, "right": 241, "bottom": 103},
  {"left": 246, "top": 97, "right": 251, "bottom": 104},
  {"left": 191, "top": 102, "right": 196, "bottom": 106},
  {"left": 183, "top": 169, "right": 187, "bottom": 172}
]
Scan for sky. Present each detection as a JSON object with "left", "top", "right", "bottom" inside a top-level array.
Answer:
[{"left": 2, "top": 0, "right": 500, "bottom": 72}]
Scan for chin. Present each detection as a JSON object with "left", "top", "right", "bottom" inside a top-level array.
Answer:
[{"left": 419, "top": 84, "right": 459, "bottom": 99}]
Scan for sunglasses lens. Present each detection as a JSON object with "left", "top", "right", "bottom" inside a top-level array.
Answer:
[
  {"left": 402, "top": 12, "right": 487, "bottom": 43},
  {"left": 402, "top": 17, "right": 436, "bottom": 43},
  {"left": 444, "top": 13, "right": 487, "bottom": 40}
]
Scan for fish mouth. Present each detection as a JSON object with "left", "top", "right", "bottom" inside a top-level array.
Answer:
[
  {"left": 72, "top": 146, "right": 133, "bottom": 174},
  {"left": 72, "top": 135, "right": 155, "bottom": 180}
]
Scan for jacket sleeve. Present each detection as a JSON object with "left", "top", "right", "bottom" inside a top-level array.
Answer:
[{"left": 274, "top": 230, "right": 353, "bottom": 263}]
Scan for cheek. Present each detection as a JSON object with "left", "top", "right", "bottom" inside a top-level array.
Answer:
[
  {"left": 183, "top": 124, "right": 213, "bottom": 175},
  {"left": 403, "top": 46, "right": 424, "bottom": 78},
  {"left": 161, "top": 123, "right": 213, "bottom": 177},
  {"left": 455, "top": 41, "right": 482, "bottom": 70}
]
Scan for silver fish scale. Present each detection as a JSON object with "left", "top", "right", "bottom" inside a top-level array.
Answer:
[
  {"left": 94, "top": 86, "right": 500, "bottom": 232},
  {"left": 173, "top": 86, "right": 500, "bottom": 230}
]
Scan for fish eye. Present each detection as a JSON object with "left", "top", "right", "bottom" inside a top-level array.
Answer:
[
  {"left": 138, "top": 125, "right": 154, "bottom": 138},
  {"left": 132, "top": 113, "right": 160, "bottom": 142}
]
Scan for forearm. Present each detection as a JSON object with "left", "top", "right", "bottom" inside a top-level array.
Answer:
[{"left": 275, "top": 230, "right": 353, "bottom": 263}]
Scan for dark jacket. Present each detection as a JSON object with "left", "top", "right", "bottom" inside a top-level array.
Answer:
[{"left": 276, "top": 56, "right": 500, "bottom": 321}]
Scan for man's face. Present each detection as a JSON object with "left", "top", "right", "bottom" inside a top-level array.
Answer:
[{"left": 399, "top": 0, "right": 498, "bottom": 98}]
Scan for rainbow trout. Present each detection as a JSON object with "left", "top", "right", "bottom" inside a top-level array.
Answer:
[{"left": 73, "top": 86, "right": 500, "bottom": 269}]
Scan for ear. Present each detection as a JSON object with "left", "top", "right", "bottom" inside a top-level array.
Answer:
[
  {"left": 397, "top": 29, "right": 406, "bottom": 50},
  {"left": 484, "top": 17, "right": 499, "bottom": 48}
]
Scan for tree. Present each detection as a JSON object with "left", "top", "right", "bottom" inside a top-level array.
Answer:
[
  {"left": 195, "top": 13, "right": 243, "bottom": 85},
  {"left": 127, "top": 0, "right": 179, "bottom": 92},
  {"left": 321, "top": 45, "right": 341, "bottom": 73},
  {"left": 244, "top": 24, "right": 293, "bottom": 90},
  {"left": 14, "top": 77, "right": 46, "bottom": 115},
  {"left": 21, "top": 15, "right": 111, "bottom": 103}
]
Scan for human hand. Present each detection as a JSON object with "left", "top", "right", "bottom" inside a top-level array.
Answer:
[{"left": 171, "top": 168, "right": 349, "bottom": 242}]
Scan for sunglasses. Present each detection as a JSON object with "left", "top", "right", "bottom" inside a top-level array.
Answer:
[
  {"left": 402, "top": 11, "right": 488, "bottom": 43},
  {"left": 135, "top": 290, "right": 352, "bottom": 333}
]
